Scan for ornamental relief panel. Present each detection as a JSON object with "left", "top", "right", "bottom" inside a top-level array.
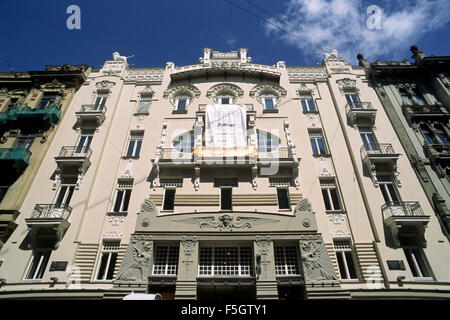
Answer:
[
  {"left": 115, "top": 235, "right": 153, "bottom": 283},
  {"left": 249, "top": 84, "right": 287, "bottom": 106},
  {"left": 299, "top": 235, "right": 338, "bottom": 282},
  {"left": 163, "top": 84, "right": 201, "bottom": 108},
  {"left": 336, "top": 78, "right": 359, "bottom": 94},
  {"left": 206, "top": 83, "right": 244, "bottom": 103}
]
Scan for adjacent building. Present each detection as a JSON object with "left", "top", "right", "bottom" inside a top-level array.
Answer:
[
  {"left": 0, "top": 65, "right": 89, "bottom": 250},
  {"left": 358, "top": 46, "right": 450, "bottom": 237},
  {"left": 0, "top": 49, "right": 448, "bottom": 299}
]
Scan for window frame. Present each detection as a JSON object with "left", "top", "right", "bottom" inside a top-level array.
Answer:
[
  {"left": 403, "top": 248, "right": 433, "bottom": 280},
  {"left": 220, "top": 187, "right": 233, "bottom": 211},
  {"left": 274, "top": 245, "right": 301, "bottom": 276},
  {"left": 95, "top": 241, "right": 120, "bottom": 282},
  {"left": 23, "top": 250, "right": 51, "bottom": 281},
  {"left": 162, "top": 188, "right": 176, "bottom": 212},
  {"left": 198, "top": 245, "right": 254, "bottom": 277},
  {"left": 309, "top": 130, "right": 328, "bottom": 156},
  {"left": 152, "top": 245, "right": 180, "bottom": 276},
  {"left": 320, "top": 179, "right": 342, "bottom": 212},
  {"left": 300, "top": 95, "right": 316, "bottom": 112},
  {"left": 38, "top": 92, "right": 59, "bottom": 109},
  {"left": 54, "top": 184, "right": 75, "bottom": 208},
  {"left": 75, "top": 131, "right": 94, "bottom": 154},
  {"left": 135, "top": 94, "right": 151, "bottom": 115},
  {"left": 378, "top": 176, "right": 401, "bottom": 203},
  {"left": 276, "top": 188, "right": 291, "bottom": 210},
  {"left": 111, "top": 181, "right": 133, "bottom": 213},
  {"left": 93, "top": 92, "right": 108, "bottom": 111},
  {"left": 125, "top": 132, "right": 144, "bottom": 158},
  {"left": 334, "top": 239, "right": 358, "bottom": 281}
]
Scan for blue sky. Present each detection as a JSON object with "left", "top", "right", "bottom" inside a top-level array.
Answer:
[{"left": 1, "top": 0, "right": 449, "bottom": 72}]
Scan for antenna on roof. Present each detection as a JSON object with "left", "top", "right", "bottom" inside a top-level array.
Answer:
[{"left": 6, "top": 61, "right": 13, "bottom": 72}]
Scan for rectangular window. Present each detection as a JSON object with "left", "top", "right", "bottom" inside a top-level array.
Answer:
[
  {"left": 126, "top": 132, "right": 143, "bottom": 157},
  {"left": 345, "top": 91, "right": 361, "bottom": 109},
  {"left": 264, "top": 98, "right": 274, "bottom": 110},
  {"left": 220, "top": 188, "right": 232, "bottom": 211},
  {"left": 38, "top": 92, "right": 58, "bottom": 109},
  {"left": 221, "top": 97, "right": 230, "bottom": 105},
  {"left": 359, "top": 127, "right": 378, "bottom": 151},
  {"left": 198, "top": 246, "right": 254, "bottom": 276},
  {"left": 93, "top": 94, "right": 107, "bottom": 110},
  {"left": 7, "top": 98, "right": 19, "bottom": 111},
  {"left": 274, "top": 246, "right": 300, "bottom": 276},
  {"left": 75, "top": 131, "right": 94, "bottom": 154},
  {"left": 309, "top": 131, "right": 327, "bottom": 155},
  {"left": 152, "top": 245, "right": 179, "bottom": 276},
  {"left": 16, "top": 135, "right": 35, "bottom": 150},
  {"left": 112, "top": 181, "right": 132, "bottom": 212},
  {"left": 320, "top": 180, "right": 342, "bottom": 211},
  {"left": 54, "top": 185, "right": 75, "bottom": 207},
  {"left": 404, "top": 248, "right": 431, "bottom": 278},
  {"left": 24, "top": 250, "right": 51, "bottom": 280},
  {"left": 334, "top": 240, "right": 357, "bottom": 280},
  {"left": 96, "top": 241, "right": 120, "bottom": 281},
  {"left": 277, "top": 188, "right": 291, "bottom": 210},
  {"left": 177, "top": 99, "right": 187, "bottom": 111},
  {"left": 300, "top": 95, "right": 316, "bottom": 112},
  {"left": 163, "top": 189, "right": 176, "bottom": 211},
  {"left": 136, "top": 95, "right": 151, "bottom": 114},
  {"left": 378, "top": 176, "right": 400, "bottom": 203}
]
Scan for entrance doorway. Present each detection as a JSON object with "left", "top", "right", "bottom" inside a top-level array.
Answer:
[{"left": 197, "top": 285, "right": 256, "bottom": 300}]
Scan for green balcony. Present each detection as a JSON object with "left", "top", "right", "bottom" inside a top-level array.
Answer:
[
  {"left": 0, "top": 104, "right": 61, "bottom": 133},
  {"left": 0, "top": 148, "right": 32, "bottom": 184}
]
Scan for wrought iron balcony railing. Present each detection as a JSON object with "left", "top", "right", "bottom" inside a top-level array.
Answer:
[
  {"left": 30, "top": 203, "right": 72, "bottom": 220},
  {"left": 360, "top": 143, "right": 397, "bottom": 158},
  {"left": 56, "top": 146, "right": 93, "bottom": 158},
  {"left": 78, "top": 104, "right": 107, "bottom": 113},
  {"left": 381, "top": 201, "right": 425, "bottom": 219},
  {"left": 345, "top": 101, "right": 374, "bottom": 111}
]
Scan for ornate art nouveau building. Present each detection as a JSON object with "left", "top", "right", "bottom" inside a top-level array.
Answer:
[
  {"left": 0, "top": 65, "right": 89, "bottom": 251},
  {"left": 0, "top": 49, "right": 448, "bottom": 299}
]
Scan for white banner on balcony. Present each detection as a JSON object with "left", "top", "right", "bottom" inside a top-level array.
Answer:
[{"left": 205, "top": 104, "right": 247, "bottom": 147}]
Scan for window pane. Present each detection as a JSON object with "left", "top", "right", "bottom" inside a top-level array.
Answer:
[
  {"left": 122, "top": 189, "right": 132, "bottom": 212},
  {"left": 387, "top": 184, "right": 400, "bottom": 202},
  {"left": 64, "top": 186, "right": 74, "bottom": 206},
  {"left": 301, "top": 100, "right": 308, "bottom": 112},
  {"left": 127, "top": 140, "right": 135, "bottom": 157},
  {"left": 413, "top": 249, "right": 430, "bottom": 277},
  {"left": 106, "top": 252, "right": 118, "bottom": 279},
  {"left": 380, "top": 184, "right": 391, "bottom": 203},
  {"left": 55, "top": 186, "right": 67, "bottom": 207},
  {"left": 113, "top": 190, "right": 124, "bottom": 212},
  {"left": 310, "top": 138, "right": 318, "bottom": 155},
  {"left": 221, "top": 97, "right": 230, "bottom": 104},
  {"left": 137, "top": 101, "right": 150, "bottom": 113},
  {"left": 321, "top": 189, "right": 332, "bottom": 210},
  {"left": 35, "top": 252, "right": 50, "bottom": 279},
  {"left": 317, "top": 138, "right": 326, "bottom": 154},
  {"left": 135, "top": 140, "right": 142, "bottom": 157},
  {"left": 344, "top": 251, "right": 357, "bottom": 279},
  {"left": 404, "top": 249, "right": 419, "bottom": 277},
  {"left": 277, "top": 188, "right": 290, "bottom": 209},
  {"left": 265, "top": 98, "right": 274, "bottom": 110},
  {"left": 437, "top": 133, "right": 450, "bottom": 145},
  {"left": 178, "top": 99, "right": 186, "bottom": 111},
  {"left": 330, "top": 189, "right": 341, "bottom": 210},
  {"left": 97, "top": 252, "right": 109, "bottom": 280},
  {"left": 221, "top": 188, "right": 232, "bottom": 210},
  {"left": 336, "top": 252, "right": 347, "bottom": 279},
  {"left": 163, "top": 189, "right": 176, "bottom": 211}
]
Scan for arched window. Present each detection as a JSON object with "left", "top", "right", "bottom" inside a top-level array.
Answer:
[
  {"left": 173, "top": 131, "right": 195, "bottom": 153},
  {"left": 260, "top": 92, "right": 278, "bottom": 110},
  {"left": 174, "top": 93, "right": 192, "bottom": 111},
  {"left": 257, "top": 130, "right": 280, "bottom": 153}
]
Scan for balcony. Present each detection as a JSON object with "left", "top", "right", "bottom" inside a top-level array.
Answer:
[
  {"left": 361, "top": 143, "right": 400, "bottom": 164},
  {"left": 423, "top": 143, "right": 450, "bottom": 178},
  {"left": 1, "top": 104, "right": 61, "bottom": 132},
  {"left": 158, "top": 146, "right": 295, "bottom": 166},
  {"left": 54, "top": 146, "right": 92, "bottom": 177},
  {"left": 402, "top": 103, "right": 449, "bottom": 125},
  {"left": 345, "top": 102, "right": 377, "bottom": 126},
  {"left": 382, "top": 201, "right": 430, "bottom": 247},
  {"left": 25, "top": 204, "right": 72, "bottom": 247},
  {"left": 75, "top": 104, "right": 106, "bottom": 129},
  {"left": 0, "top": 148, "right": 32, "bottom": 184}
]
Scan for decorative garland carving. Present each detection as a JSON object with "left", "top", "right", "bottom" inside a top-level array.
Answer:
[
  {"left": 206, "top": 83, "right": 244, "bottom": 103},
  {"left": 250, "top": 84, "right": 287, "bottom": 106},
  {"left": 173, "top": 214, "right": 279, "bottom": 230},
  {"left": 102, "top": 231, "right": 123, "bottom": 239},
  {"left": 163, "top": 84, "right": 200, "bottom": 108},
  {"left": 95, "top": 80, "right": 115, "bottom": 91},
  {"left": 294, "top": 198, "right": 312, "bottom": 214},
  {"left": 336, "top": 78, "right": 359, "bottom": 94}
]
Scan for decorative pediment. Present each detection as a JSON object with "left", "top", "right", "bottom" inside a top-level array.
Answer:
[
  {"left": 250, "top": 84, "right": 287, "bottom": 105},
  {"left": 336, "top": 78, "right": 358, "bottom": 94},
  {"left": 95, "top": 80, "right": 115, "bottom": 91},
  {"left": 163, "top": 84, "right": 200, "bottom": 107},
  {"left": 296, "top": 83, "right": 315, "bottom": 96},
  {"left": 40, "top": 78, "right": 65, "bottom": 90},
  {"left": 138, "top": 85, "right": 155, "bottom": 97},
  {"left": 206, "top": 83, "right": 244, "bottom": 103},
  {"left": 173, "top": 214, "right": 279, "bottom": 230}
]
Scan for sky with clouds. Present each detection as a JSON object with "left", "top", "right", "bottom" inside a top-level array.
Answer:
[{"left": 1, "top": 0, "right": 449, "bottom": 71}]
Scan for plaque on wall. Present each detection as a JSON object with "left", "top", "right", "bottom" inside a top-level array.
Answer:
[
  {"left": 49, "top": 261, "right": 68, "bottom": 272},
  {"left": 387, "top": 260, "right": 406, "bottom": 270}
]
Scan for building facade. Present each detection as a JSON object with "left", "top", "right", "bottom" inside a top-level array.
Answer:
[
  {"left": 358, "top": 46, "right": 450, "bottom": 237},
  {"left": 0, "top": 49, "right": 448, "bottom": 299},
  {"left": 0, "top": 65, "right": 89, "bottom": 250}
]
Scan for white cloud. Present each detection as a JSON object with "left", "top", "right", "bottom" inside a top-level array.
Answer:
[{"left": 264, "top": 0, "right": 450, "bottom": 63}]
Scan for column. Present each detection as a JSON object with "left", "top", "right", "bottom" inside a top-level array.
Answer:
[
  {"left": 175, "top": 236, "right": 198, "bottom": 299},
  {"left": 254, "top": 236, "right": 279, "bottom": 299}
]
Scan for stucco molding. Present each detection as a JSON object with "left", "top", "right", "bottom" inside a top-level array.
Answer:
[
  {"left": 250, "top": 84, "right": 287, "bottom": 106},
  {"left": 115, "top": 235, "right": 153, "bottom": 283},
  {"left": 163, "top": 84, "right": 201, "bottom": 109},
  {"left": 206, "top": 83, "right": 244, "bottom": 103},
  {"left": 336, "top": 78, "right": 359, "bottom": 94}
]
